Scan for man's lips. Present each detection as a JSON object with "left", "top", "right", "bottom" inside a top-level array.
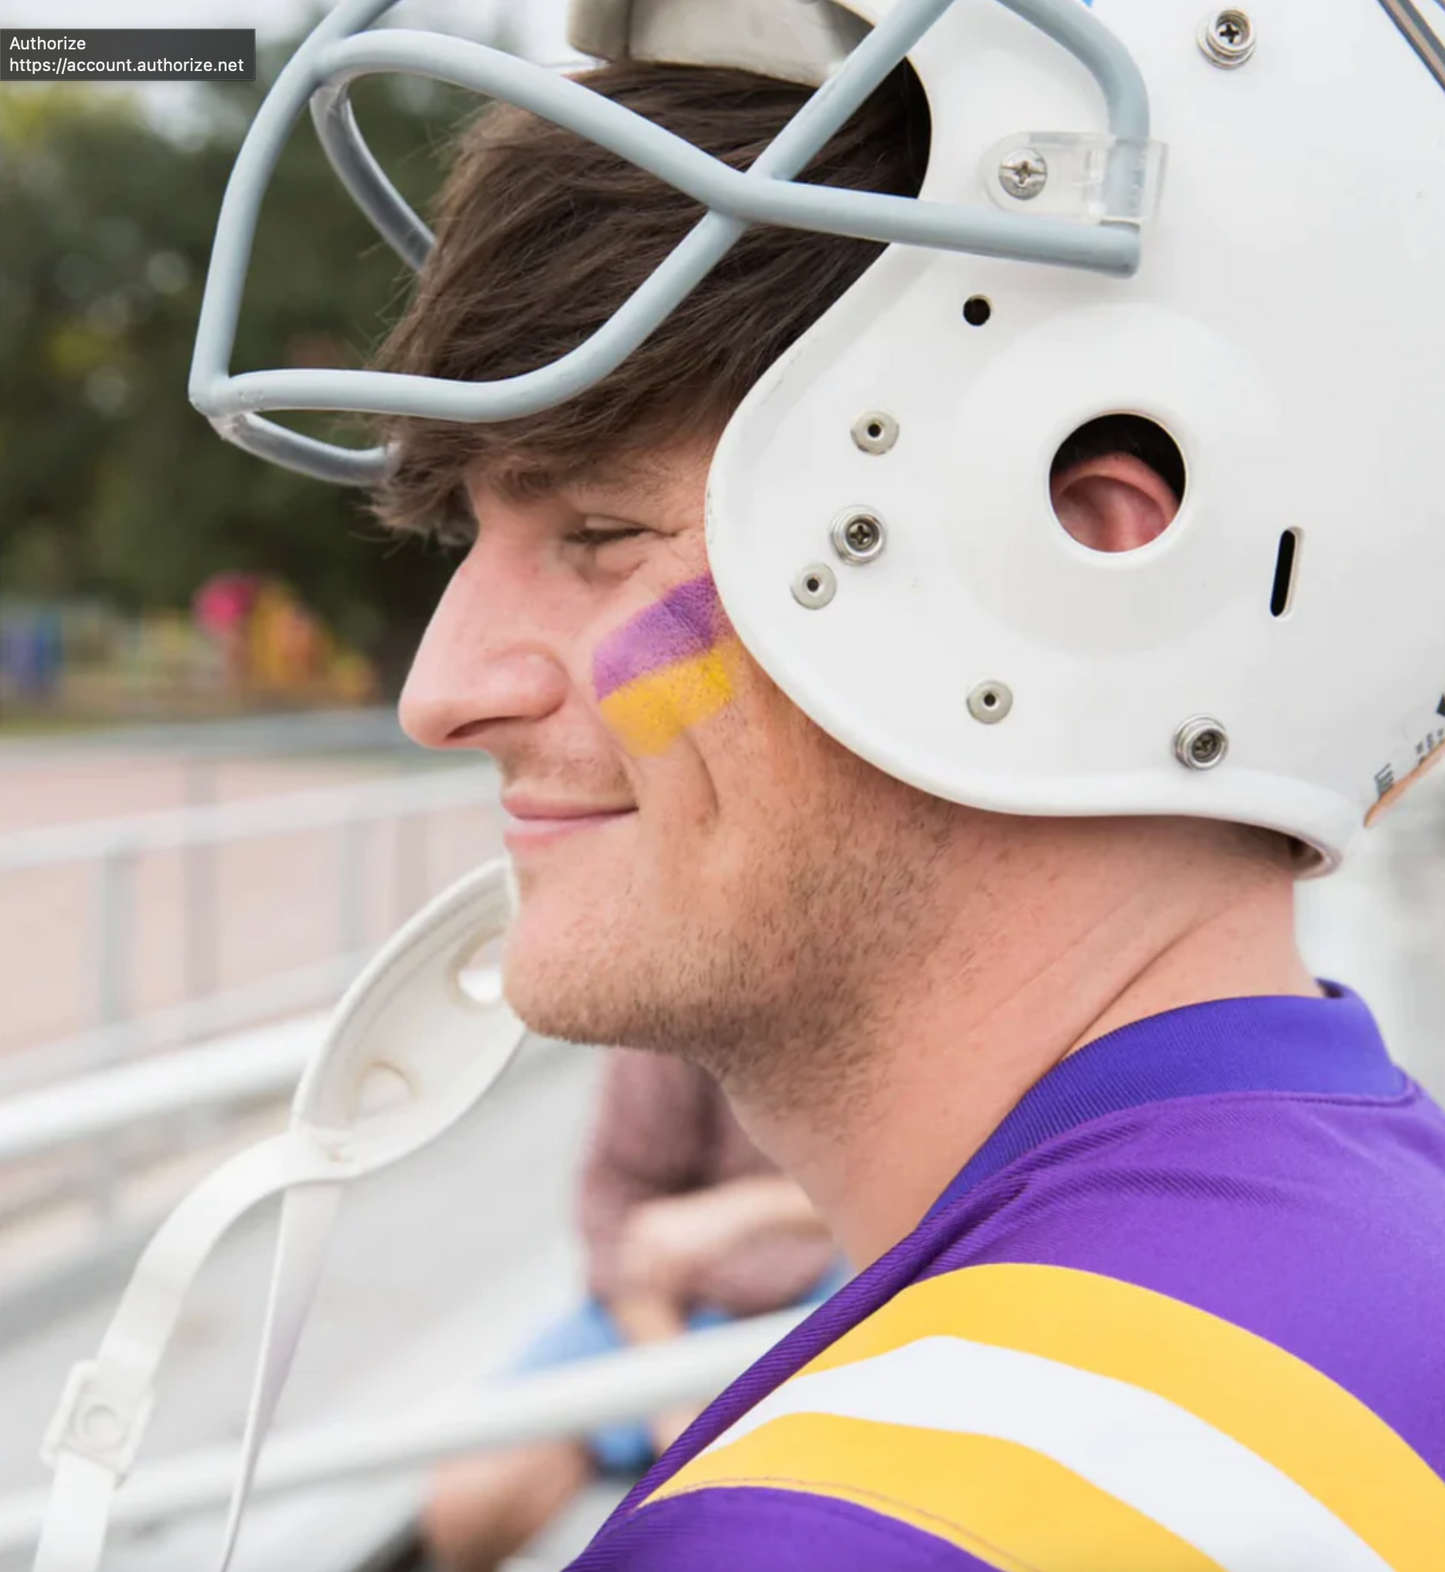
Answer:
[{"left": 501, "top": 800, "right": 637, "bottom": 846}]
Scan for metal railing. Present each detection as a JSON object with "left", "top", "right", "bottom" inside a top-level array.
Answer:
[
  {"left": 0, "top": 965, "right": 506, "bottom": 1170},
  {"left": 0, "top": 1309, "right": 805, "bottom": 1556},
  {"left": 0, "top": 1014, "right": 322, "bottom": 1168},
  {"left": 0, "top": 763, "right": 498, "bottom": 1096},
  {"left": 0, "top": 707, "right": 420, "bottom": 768},
  {"left": 0, "top": 753, "right": 499, "bottom": 1274}
]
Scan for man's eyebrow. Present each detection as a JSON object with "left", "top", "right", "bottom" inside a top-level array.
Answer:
[
  {"left": 554, "top": 459, "right": 676, "bottom": 506},
  {"left": 471, "top": 448, "right": 689, "bottom": 513}
]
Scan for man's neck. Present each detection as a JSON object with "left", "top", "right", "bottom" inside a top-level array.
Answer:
[{"left": 724, "top": 824, "right": 1322, "bottom": 1269}]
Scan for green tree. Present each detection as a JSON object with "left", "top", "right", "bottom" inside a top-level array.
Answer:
[{"left": 0, "top": 39, "right": 485, "bottom": 688}]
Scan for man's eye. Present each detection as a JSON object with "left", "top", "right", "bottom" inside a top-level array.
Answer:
[{"left": 566, "top": 527, "right": 647, "bottom": 550}]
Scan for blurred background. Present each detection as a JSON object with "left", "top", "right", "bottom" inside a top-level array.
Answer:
[{"left": 0, "top": 3, "right": 1441, "bottom": 1570}]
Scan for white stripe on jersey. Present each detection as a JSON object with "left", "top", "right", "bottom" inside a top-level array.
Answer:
[{"left": 700, "top": 1335, "right": 1393, "bottom": 1572}]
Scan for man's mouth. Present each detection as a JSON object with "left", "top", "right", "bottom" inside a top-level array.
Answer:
[{"left": 501, "top": 799, "right": 638, "bottom": 849}]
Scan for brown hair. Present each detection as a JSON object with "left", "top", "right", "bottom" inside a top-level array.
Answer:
[{"left": 370, "top": 60, "right": 930, "bottom": 537}]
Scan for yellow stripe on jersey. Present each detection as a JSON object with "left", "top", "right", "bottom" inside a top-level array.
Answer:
[
  {"left": 651, "top": 1331, "right": 1394, "bottom": 1569},
  {"left": 738, "top": 1263, "right": 1441, "bottom": 1572},
  {"left": 651, "top": 1412, "right": 1226, "bottom": 1572}
]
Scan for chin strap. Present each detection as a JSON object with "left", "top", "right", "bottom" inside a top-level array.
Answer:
[{"left": 34, "top": 860, "right": 528, "bottom": 1572}]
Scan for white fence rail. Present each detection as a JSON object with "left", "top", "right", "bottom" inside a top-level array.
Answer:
[
  {"left": 0, "top": 761, "right": 499, "bottom": 1264},
  {"left": 0, "top": 708, "right": 417, "bottom": 770},
  {"left": 0, "top": 765, "right": 497, "bottom": 1095},
  {"left": 0, "top": 1312, "right": 805, "bottom": 1554},
  {"left": 0, "top": 965, "right": 505, "bottom": 1169},
  {"left": 0, "top": 1017, "right": 320, "bottom": 1168},
  {"left": 0, "top": 768, "right": 495, "bottom": 874}
]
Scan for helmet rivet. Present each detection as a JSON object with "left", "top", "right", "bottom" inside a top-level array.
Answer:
[
  {"left": 792, "top": 564, "right": 837, "bottom": 609},
  {"left": 1198, "top": 9, "right": 1256, "bottom": 66},
  {"left": 967, "top": 682, "right": 1014, "bottom": 725},
  {"left": 831, "top": 511, "right": 887, "bottom": 565},
  {"left": 1174, "top": 716, "right": 1230, "bottom": 770},
  {"left": 998, "top": 149, "right": 1048, "bottom": 201},
  {"left": 852, "top": 411, "right": 899, "bottom": 455}
]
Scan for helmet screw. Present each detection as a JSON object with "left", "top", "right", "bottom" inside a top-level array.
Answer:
[
  {"left": 831, "top": 510, "right": 887, "bottom": 565},
  {"left": 998, "top": 149, "right": 1048, "bottom": 201},
  {"left": 1198, "top": 9, "right": 1256, "bottom": 66},
  {"left": 852, "top": 411, "right": 899, "bottom": 455},
  {"left": 967, "top": 681, "right": 1014, "bottom": 725},
  {"left": 1174, "top": 716, "right": 1230, "bottom": 770},
  {"left": 792, "top": 563, "right": 837, "bottom": 609}
]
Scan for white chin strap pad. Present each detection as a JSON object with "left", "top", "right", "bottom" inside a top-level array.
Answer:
[{"left": 34, "top": 860, "right": 529, "bottom": 1572}]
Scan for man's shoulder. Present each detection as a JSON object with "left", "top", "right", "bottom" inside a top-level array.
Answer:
[
  {"left": 938, "top": 1080, "right": 1445, "bottom": 1470},
  {"left": 573, "top": 1483, "right": 1002, "bottom": 1572},
  {"left": 960, "top": 1072, "right": 1445, "bottom": 1271},
  {"left": 581, "top": 1085, "right": 1445, "bottom": 1571},
  {"left": 624, "top": 1255, "right": 1445, "bottom": 1572}
]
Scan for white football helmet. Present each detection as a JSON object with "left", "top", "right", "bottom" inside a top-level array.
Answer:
[
  {"left": 35, "top": 1, "right": 1445, "bottom": 1566},
  {"left": 184, "top": 0, "right": 1445, "bottom": 869}
]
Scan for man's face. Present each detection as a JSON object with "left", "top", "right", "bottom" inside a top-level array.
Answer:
[{"left": 400, "top": 442, "right": 958, "bottom": 1095}]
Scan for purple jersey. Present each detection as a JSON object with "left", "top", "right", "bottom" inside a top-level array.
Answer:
[{"left": 567, "top": 987, "right": 1445, "bottom": 1571}]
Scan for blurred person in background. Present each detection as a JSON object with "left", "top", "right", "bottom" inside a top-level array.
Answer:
[{"left": 421, "top": 1047, "right": 845, "bottom": 1572}]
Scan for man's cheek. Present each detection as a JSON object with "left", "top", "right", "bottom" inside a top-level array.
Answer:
[{"left": 592, "top": 574, "right": 741, "bottom": 756}]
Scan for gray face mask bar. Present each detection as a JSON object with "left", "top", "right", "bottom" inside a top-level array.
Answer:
[
  {"left": 1376, "top": 0, "right": 1445, "bottom": 90},
  {"left": 188, "top": 0, "right": 1157, "bottom": 487}
]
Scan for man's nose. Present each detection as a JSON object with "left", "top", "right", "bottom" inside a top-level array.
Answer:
[{"left": 399, "top": 551, "right": 570, "bottom": 751}]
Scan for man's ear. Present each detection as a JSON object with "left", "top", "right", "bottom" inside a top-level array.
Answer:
[{"left": 1050, "top": 453, "right": 1180, "bottom": 553}]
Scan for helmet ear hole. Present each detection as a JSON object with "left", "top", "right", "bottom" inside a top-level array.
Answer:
[{"left": 1050, "top": 415, "right": 1186, "bottom": 554}]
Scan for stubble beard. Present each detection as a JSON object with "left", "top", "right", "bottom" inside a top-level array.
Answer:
[{"left": 502, "top": 749, "right": 960, "bottom": 1120}]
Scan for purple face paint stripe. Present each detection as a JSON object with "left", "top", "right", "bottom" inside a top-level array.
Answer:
[{"left": 593, "top": 575, "right": 729, "bottom": 701}]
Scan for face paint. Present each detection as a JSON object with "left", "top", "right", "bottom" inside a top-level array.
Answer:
[{"left": 593, "top": 574, "right": 739, "bottom": 755}]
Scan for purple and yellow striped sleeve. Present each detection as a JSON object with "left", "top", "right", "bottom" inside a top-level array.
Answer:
[{"left": 577, "top": 1486, "right": 1004, "bottom": 1571}]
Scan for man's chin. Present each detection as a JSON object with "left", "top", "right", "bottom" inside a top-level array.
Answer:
[{"left": 499, "top": 905, "right": 626, "bottom": 1047}]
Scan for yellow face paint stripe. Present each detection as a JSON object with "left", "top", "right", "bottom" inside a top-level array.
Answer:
[
  {"left": 792, "top": 1264, "right": 1445, "bottom": 1572},
  {"left": 596, "top": 643, "right": 737, "bottom": 755},
  {"left": 650, "top": 1413, "right": 1226, "bottom": 1572}
]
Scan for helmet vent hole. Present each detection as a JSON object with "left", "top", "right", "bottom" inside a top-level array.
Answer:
[
  {"left": 963, "top": 296, "right": 992, "bottom": 327},
  {"left": 1270, "top": 529, "right": 1301, "bottom": 618}
]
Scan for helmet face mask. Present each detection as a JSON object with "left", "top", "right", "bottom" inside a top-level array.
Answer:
[{"left": 187, "top": 0, "right": 1445, "bottom": 867}]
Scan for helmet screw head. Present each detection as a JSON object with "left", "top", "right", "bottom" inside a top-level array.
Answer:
[
  {"left": 998, "top": 149, "right": 1049, "bottom": 201},
  {"left": 792, "top": 563, "right": 837, "bottom": 609},
  {"left": 831, "top": 510, "right": 887, "bottom": 565},
  {"left": 1199, "top": 9, "right": 1256, "bottom": 66},
  {"left": 1174, "top": 716, "right": 1230, "bottom": 770},
  {"left": 967, "top": 681, "right": 1014, "bottom": 725}
]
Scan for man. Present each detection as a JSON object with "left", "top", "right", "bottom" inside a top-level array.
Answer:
[
  {"left": 423, "top": 1048, "right": 842, "bottom": 1571},
  {"left": 186, "top": 0, "right": 1445, "bottom": 1566}
]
